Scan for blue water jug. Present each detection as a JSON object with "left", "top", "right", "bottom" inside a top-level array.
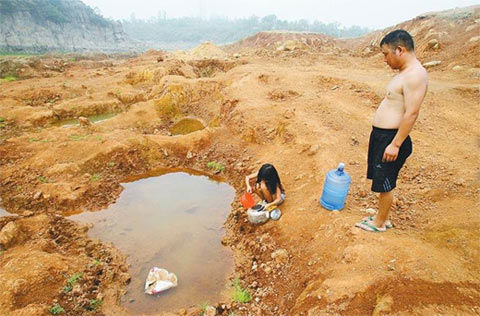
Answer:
[{"left": 320, "top": 163, "right": 352, "bottom": 211}]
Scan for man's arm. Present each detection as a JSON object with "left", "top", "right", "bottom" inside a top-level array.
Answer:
[{"left": 383, "top": 72, "right": 428, "bottom": 162}]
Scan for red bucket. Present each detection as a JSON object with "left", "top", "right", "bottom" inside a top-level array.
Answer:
[{"left": 241, "top": 192, "right": 255, "bottom": 209}]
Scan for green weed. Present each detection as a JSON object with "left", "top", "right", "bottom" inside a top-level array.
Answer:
[
  {"left": 0, "top": 75, "right": 17, "bottom": 83},
  {"left": 0, "top": 117, "right": 4, "bottom": 122},
  {"left": 29, "top": 138, "right": 55, "bottom": 143},
  {"left": 107, "top": 162, "right": 115, "bottom": 167},
  {"left": 91, "top": 173, "right": 101, "bottom": 182},
  {"left": 232, "top": 278, "right": 251, "bottom": 303},
  {"left": 207, "top": 161, "right": 225, "bottom": 173},
  {"left": 0, "top": 51, "right": 40, "bottom": 57},
  {"left": 93, "top": 259, "right": 102, "bottom": 266},
  {"left": 37, "top": 176, "right": 48, "bottom": 183},
  {"left": 49, "top": 303, "right": 64, "bottom": 315},
  {"left": 63, "top": 272, "right": 82, "bottom": 293},
  {"left": 199, "top": 302, "right": 209, "bottom": 316},
  {"left": 89, "top": 299, "right": 103, "bottom": 311},
  {"left": 70, "top": 134, "right": 88, "bottom": 141}
]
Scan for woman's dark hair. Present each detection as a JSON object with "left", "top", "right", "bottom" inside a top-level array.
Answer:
[{"left": 256, "top": 163, "right": 283, "bottom": 195}]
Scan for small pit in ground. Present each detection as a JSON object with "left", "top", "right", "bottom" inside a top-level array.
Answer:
[
  {"left": 52, "top": 113, "right": 117, "bottom": 127},
  {"left": 169, "top": 118, "right": 206, "bottom": 135},
  {"left": 70, "top": 169, "right": 235, "bottom": 314}
]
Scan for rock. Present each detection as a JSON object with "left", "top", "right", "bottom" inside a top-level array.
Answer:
[
  {"left": 204, "top": 306, "right": 216, "bottom": 316},
  {"left": 351, "top": 136, "right": 359, "bottom": 146},
  {"left": 12, "top": 279, "right": 27, "bottom": 295},
  {"left": 454, "top": 178, "right": 465, "bottom": 186},
  {"left": 423, "top": 61, "right": 442, "bottom": 68},
  {"left": 271, "top": 249, "right": 289, "bottom": 263},
  {"left": 331, "top": 85, "right": 339, "bottom": 90},
  {"left": 308, "top": 144, "right": 319, "bottom": 156},
  {"left": 0, "top": 3, "right": 135, "bottom": 53},
  {"left": 373, "top": 294, "right": 393, "bottom": 316},
  {"left": 0, "top": 222, "right": 19, "bottom": 249},
  {"left": 452, "top": 65, "right": 463, "bottom": 71},
  {"left": 469, "top": 36, "right": 480, "bottom": 42},
  {"left": 365, "top": 208, "right": 376, "bottom": 214},
  {"left": 78, "top": 116, "right": 91, "bottom": 126},
  {"left": 186, "top": 151, "right": 193, "bottom": 159},
  {"left": 264, "top": 266, "right": 272, "bottom": 274},
  {"left": 427, "top": 39, "right": 439, "bottom": 49},
  {"left": 466, "top": 25, "right": 477, "bottom": 32},
  {"left": 468, "top": 68, "right": 480, "bottom": 77},
  {"left": 358, "top": 189, "right": 367, "bottom": 198},
  {"left": 283, "top": 109, "right": 294, "bottom": 119},
  {"left": 34, "top": 191, "right": 43, "bottom": 199},
  {"left": 284, "top": 40, "right": 300, "bottom": 51},
  {"left": 233, "top": 53, "right": 241, "bottom": 59}
]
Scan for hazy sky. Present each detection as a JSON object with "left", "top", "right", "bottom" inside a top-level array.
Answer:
[{"left": 82, "top": 0, "right": 479, "bottom": 29}]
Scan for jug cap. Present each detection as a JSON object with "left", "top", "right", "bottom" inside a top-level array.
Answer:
[{"left": 337, "top": 162, "right": 345, "bottom": 172}]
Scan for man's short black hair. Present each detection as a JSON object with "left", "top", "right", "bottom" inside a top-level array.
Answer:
[{"left": 380, "top": 29, "right": 414, "bottom": 51}]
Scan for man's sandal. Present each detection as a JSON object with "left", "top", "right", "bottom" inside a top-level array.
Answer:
[
  {"left": 362, "top": 216, "right": 393, "bottom": 229},
  {"left": 355, "top": 219, "right": 387, "bottom": 232}
]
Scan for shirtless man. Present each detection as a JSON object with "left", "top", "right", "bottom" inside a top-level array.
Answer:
[{"left": 355, "top": 30, "right": 428, "bottom": 232}]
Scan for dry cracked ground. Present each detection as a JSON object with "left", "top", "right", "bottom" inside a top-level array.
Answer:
[{"left": 0, "top": 44, "right": 479, "bottom": 316}]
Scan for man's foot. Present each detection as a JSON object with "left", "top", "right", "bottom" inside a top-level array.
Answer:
[
  {"left": 362, "top": 215, "right": 393, "bottom": 229},
  {"left": 355, "top": 218, "right": 387, "bottom": 232}
]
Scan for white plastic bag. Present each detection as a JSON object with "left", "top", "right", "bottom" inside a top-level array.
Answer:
[
  {"left": 247, "top": 207, "right": 269, "bottom": 224},
  {"left": 144, "top": 267, "right": 178, "bottom": 295}
]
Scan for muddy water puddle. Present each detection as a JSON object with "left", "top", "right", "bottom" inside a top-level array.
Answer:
[
  {"left": 52, "top": 113, "right": 117, "bottom": 127},
  {"left": 71, "top": 170, "right": 235, "bottom": 314},
  {"left": 169, "top": 118, "right": 205, "bottom": 135}
]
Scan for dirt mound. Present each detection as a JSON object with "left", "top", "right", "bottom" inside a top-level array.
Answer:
[
  {"left": 225, "top": 31, "right": 336, "bottom": 52},
  {"left": 173, "top": 42, "right": 228, "bottom": 60},
  {"left": 340, "top": 5, "right": 480, "bottom": 71}
]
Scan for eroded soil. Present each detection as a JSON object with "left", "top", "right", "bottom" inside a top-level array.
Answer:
[{"left": 1, "top": 19, "right": 479, "bottom": 316}]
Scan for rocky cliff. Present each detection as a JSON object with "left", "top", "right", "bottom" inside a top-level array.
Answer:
[{"left": 0, "top": 0, "right": 139, "bottom": 53}]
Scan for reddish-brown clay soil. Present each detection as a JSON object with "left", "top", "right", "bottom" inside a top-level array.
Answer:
[{"left": 0, "top": 5, "right": 479, "bottom": 316}]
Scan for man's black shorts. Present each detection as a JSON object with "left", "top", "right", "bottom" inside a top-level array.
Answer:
[{"left": 367, "top": 126, "right": 412, "bottom": 192}]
